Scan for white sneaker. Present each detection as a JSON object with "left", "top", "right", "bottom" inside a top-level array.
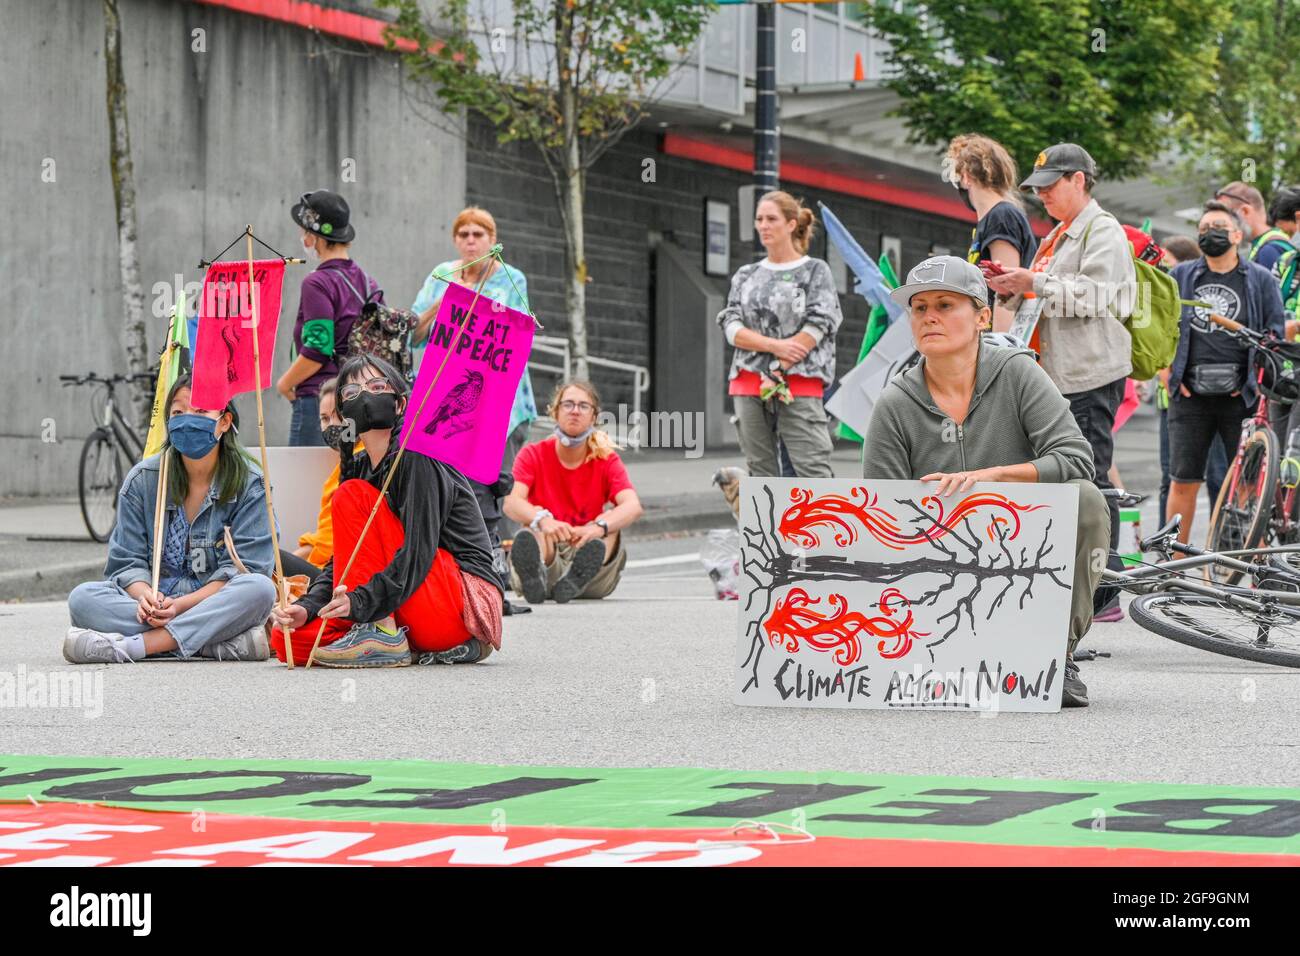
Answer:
[
  {"left": 63, "top": 627, "right": 134, "bottom": 664},
  {"left": 197, "top": 623, "right": 270, "bottom": 661}
]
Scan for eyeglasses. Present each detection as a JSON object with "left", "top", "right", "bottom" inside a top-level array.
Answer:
[
  {"left": 456, "top": 229, "right": 490, "bottom": 240},
  {"left": 1198, "top": 222, "right": 1234, "bottom": 235},
  {"left": 339, "top": 377, "right": 396, "bottom": 402},
  {"left": 558, "top": 400, "right": 594, "bottom": 413}
]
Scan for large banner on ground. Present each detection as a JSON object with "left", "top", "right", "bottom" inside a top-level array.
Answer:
[
  {"left": 400, "top": 280, "right": 533, "bottom": 484},
  {"left": 734, "top": 478, "right": 1078, "bottom": 712}
]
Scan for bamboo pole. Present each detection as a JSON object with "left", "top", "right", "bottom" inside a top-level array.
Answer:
[
  {"left": 244, "top": 227, "right": 295, "bottom": 667},
  {"left": 305, "top": 248, "right": 501, "bottom": 668},
  {"left": 149, "top": 449, "right": 170, "bottom": 603}
]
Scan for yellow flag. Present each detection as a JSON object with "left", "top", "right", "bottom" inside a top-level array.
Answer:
[{"left": 142, "top": 290, "right": 189, "bottom": 459}]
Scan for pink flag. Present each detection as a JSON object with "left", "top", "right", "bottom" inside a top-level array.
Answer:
[
  {"left": 399, "top": 280, "right": 534, "bottom": 483},
  {"left": 191, "top": 259, "right": 285, "bottom": 409}
]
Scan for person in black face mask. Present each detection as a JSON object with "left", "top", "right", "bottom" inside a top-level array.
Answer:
[
  {"left": 943, "top": 134, "right": 1037, "bottom": 333},
  {"left": 1166, "top": 201, "right": 1288, "bottom": 544},
  {"left": 287, "top": 378, "right": 353, "bottom": 574},
  {"left": 269, "top": 354, "right": 505, "bottom": 668}
]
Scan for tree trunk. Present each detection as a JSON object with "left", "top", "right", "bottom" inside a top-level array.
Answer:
[
  {"left": 103, "top": 0, "right": 151, "bottom": 430},
  {"left": 554, "top": 0, "right": 588, "bottom": 381}
]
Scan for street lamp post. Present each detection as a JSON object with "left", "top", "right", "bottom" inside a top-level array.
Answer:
[{"left": 753, "top": 0, "right": 779, "bottom": 255}]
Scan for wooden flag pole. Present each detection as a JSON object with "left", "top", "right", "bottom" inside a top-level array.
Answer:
[
  {"left": 244, "top": 226, "right": 295, "bottom": 667},
  {"left": 304, "top": 250, "right": 501, "bottom": 668},
  {"left": 149, "top": 450, "right": 170, "bottom": 603}
]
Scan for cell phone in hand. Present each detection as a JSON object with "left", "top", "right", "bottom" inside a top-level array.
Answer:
[{"left": 978, "top": 259, "right": 1007, "bottom": 277}]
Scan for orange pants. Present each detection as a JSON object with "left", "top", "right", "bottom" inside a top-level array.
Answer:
[{"left": 271, "top": 478, "right": 472, "bottom": 663}]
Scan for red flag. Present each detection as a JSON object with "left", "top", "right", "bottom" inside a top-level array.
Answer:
[{"left": 191, "top": 259, "right": 285, "bottom": 409}]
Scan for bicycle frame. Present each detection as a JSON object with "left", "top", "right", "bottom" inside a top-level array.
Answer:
[{"left": 1102, "top": 545, "right": 1300, "bottom": 609}]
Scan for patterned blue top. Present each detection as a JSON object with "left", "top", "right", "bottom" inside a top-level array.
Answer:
[
  {"left": 158, "top": 506, "right": 196, "bottom": 596},
  {"left": 412, "top": 259, "right": 538, "bottom": 435}
]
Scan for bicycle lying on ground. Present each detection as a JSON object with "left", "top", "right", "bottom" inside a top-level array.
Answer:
[
  {"left": 60, "top": 372, "right": 152, "bottom": 542},
  {"left": 1199, "top": 312, "right": 1300, "bottom": 583},
  {"left": 1105, "top": 506, "right": 1300, "bottom": 668}
]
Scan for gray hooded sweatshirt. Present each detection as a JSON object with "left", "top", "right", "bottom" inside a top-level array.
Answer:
[{"left": 863, "top": 342, "right": 1095, "bottom": 483}]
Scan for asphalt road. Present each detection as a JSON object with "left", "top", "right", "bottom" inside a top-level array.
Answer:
[{"left": 2, "top": 529, "right": 1297, "bottom": 789}]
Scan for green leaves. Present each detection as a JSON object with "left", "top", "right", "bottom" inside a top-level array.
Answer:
[{"left": 863, "top": 0, "right": 1227, "bottom": 181}]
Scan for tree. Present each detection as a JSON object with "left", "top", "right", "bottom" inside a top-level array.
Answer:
[
  {"left": 103, "top": 0, "right": 151, "bottom": 428},
  {"left": 379, "top": 0, "right": 714, "bottom": 377},
  {"left": 861, "top": 1, "right": 1228, "bottom": 182},
  {"left": 1177, "top": 0, "right": 1300, "bottom": 193}
]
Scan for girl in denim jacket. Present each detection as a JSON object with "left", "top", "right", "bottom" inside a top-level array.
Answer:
[{"left": 64, "top": 375, "right": 277, "bottom": 663}]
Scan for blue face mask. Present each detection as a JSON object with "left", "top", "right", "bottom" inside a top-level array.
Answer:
[{"left": 168, "top": 414, "right": 222, "bottom": 459}]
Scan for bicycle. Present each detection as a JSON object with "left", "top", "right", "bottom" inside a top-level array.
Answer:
[
  {"left": 1106, "top": 509, "right": 1300, "bottom": 667},
  {"left": 1195, "top": 312, "right": 1300, "bottom": 584},
  {"left": 60, "top": 372, "right": 152, "bottom": 542}
]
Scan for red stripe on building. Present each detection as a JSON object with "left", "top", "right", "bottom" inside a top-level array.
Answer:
[{"left": 192, "top": 0, "right": 419, "bottom": 52}]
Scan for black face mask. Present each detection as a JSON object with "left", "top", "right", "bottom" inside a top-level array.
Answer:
[
  {"left": 339, "top": 392, "right": 398, "bottom": 434},
  {"left": 1198, "top": 228, "right": 1234, "bottom": 258},
  {"left": 956, "top": 185, "right": 976, "bottom": 213},
  {"left": 321, "top": 423, "right": 348, "bottom": 451}
]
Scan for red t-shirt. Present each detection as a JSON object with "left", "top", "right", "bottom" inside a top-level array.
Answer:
[{"left": 513, "top": 438, "right": 634, "bottom": 525}]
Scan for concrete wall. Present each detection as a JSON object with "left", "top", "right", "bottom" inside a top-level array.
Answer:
[{"left": 1, "top": 0, "right": 465, "bottom": 496}]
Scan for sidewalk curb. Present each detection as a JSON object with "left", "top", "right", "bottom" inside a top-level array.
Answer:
[{"left": 0, "top": 560, "right": 103, "bottom": 604}]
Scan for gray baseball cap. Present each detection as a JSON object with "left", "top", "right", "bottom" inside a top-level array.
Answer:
[
  {"left": 890, "top": 255, "right": 988, "bottom": 308},
  {"left": 1019, "top": 143, "right": 1097, "bottom": 189}
]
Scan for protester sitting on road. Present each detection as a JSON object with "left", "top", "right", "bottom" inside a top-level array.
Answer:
[
  {"left": 503, "top": 381, "right": 643, "bottom": 604},
  {"left": 278, "top": 189, "right": 383, "bottom": 447},
  {"left": 64, "top": 375, "right": 277, "bottom": 664},
  {"left": 1166, "top": 202, "right": 1287, "bottom": 544},
  {"left": 269, "top": 354, "right": 503, "bottom": 667},
  {"left": 717, "top": 190, "right": 843, "bottom": 479},
  {"left": 287, "top": 377, "right": 350, "bottom": 573},
  {"left": 863, "top": 256, "right": 1110, "bottom": 708},
  {"left": 988, "top": 143, "right": 1136, "bottom": 623},
  {"left": 944, "top": 133, "right": 1037, "bottom": 332}
]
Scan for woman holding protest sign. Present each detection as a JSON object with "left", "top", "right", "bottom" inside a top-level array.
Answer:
[
  {"left": 861, "top": 255, "right": 1111, "bottom": 708},
  {"left": 269, "top": 354, "right": 503, "bottom": 667},
  {"left": 64, "top": 375, "right": 278, "bottom": 663},
  {"left": 717, "top": 191, "right": 842, "bottom": 479}
]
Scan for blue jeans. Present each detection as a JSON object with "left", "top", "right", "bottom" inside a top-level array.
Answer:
[
  {"left": 68, "top": 574, "right": 276, "bottom": 659},
  {"left": 289, "top": 393, "right": 325, "bottom": 447}
]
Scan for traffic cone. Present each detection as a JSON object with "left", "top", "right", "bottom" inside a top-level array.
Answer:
[{"left": 853, "top": 52, "right": 865, "bottom": 82}]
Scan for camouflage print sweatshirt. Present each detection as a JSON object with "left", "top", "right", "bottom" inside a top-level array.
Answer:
[{"left": 716, "top": 256, "right": 844, "bottom": 387}]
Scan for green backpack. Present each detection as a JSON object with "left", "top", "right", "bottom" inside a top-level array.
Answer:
[{"left": 1083, "top": 214, "right": 1181, "bottom": 380}]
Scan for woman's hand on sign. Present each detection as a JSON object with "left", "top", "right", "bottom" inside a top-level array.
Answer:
[
  {"left": 271, "top": 602, "right": 309, "bottom": 630},
  {"left": 318, "top": 585, "right": 352, "bottom": 620},
  {"left": 920, "top": 468, "right": 998, "bottom": 497}
]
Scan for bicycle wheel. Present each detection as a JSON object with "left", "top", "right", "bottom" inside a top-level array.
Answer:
[
  {"left": 1205, "top": 427, "right": 1278, "bottom": 585},
  {"left": 1129, "top": 592, "right": 1300, "bottom": 667},
  {"left": 79, "top": 428, "right": 122, "bottom": 542}
]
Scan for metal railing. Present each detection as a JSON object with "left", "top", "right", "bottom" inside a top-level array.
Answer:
[{"left": 527, "top": 335, "right": 652, "bottom": 449}]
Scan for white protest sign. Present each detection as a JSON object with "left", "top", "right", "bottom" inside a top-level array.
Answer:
[
  {"left": 264, "top": 446, "right": 338, "bottom": 546},
  {"left": 734, "top": 478, "right": 1078, "bottom": 713}
]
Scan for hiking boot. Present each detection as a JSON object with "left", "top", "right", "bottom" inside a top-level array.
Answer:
[
  {"left": 198, "top": 623, "right": 271, "bottom": 661},
  {"left": 1062, "top": 657, "right": 1089, "bottom": 708},
  {"left": 553, "top": 539, "right": 606, "bottom": 604},
  {"left": 310, "top": 622, "right": 411, "bottom": 668},
  {"left": 510, "top": 531, "right": 549, "bottom": 605},
  {"left": 417, "top": 638, "right": 488, "bottom": 665},
  {"left": 1093, "top": 594, "right": 1124, "bottom": 623},
  {"left": 63, "top": 628, "right": 134, "bottom": 665}
]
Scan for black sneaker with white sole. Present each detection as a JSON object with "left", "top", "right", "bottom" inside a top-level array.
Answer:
[
  {"left": 553, "top": 539, "right": 607, "bottom": 604},
  {"left": 1062, "top": 657, "right": 1089, "bottom": 708},
  {"left": 510, "top": 531, "right": 549, "bottom": 605}
]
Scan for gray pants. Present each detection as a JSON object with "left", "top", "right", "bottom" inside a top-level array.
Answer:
[
  {"left": 68, "top": 574, "right": 277, "bottom": 659},
  {"left": 734, "top": 395, "right": 834, "bottom": 478},
  {"left": 1070, "top": 479, "right": 1112, "bottom": 656}
]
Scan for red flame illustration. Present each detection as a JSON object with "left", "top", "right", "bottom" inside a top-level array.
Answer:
[{"left": 762, "top": 587, "right": 928, "bottom": 665}]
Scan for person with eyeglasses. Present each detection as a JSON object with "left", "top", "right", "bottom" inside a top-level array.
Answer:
[
  {"left": 503, "top": 380, "right": 643, "bottom": 604},
  {"left": 986, "top": 143, "right": 1136, "bottom": 624},
  {"left": 279, "top": 189, "right": 385, "bottom": 447},
  {"left": 1165, "top": 201, "right": 1287, "bottom": 544},
  {"left": 1213, "top": 182, "right": 1295, "bottom": 275},
  {"left": 269, "top": 354, "right": 504, "bottom": 667}
]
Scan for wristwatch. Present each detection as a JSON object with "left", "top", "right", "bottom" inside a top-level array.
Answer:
[
  {"left": 595, "top": 518, "right": 609, "bottom": 538},
  {"left": 530, "top": 509, "right": 552, "bottom": 531}
]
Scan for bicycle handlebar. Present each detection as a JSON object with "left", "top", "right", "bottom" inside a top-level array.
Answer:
[{"left": 60, "top": 372, "right": 155, "bottom": 387}]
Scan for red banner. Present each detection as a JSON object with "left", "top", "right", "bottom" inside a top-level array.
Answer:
[{"left": 191, "top": 259, "right": 285, "bottom": 410}]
